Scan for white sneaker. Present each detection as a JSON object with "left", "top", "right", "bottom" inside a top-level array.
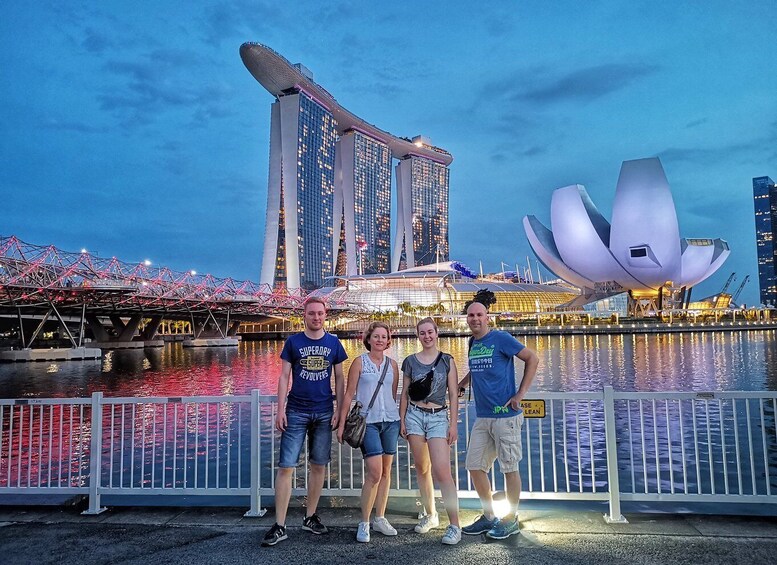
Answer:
[
  {"left": 441, "top": 524, "right": 461, "bottom": 545},
  {"left": 414, "top": 512, "right": 440, "bottom": 533},
  {"left": 356, "top": 521, "right": 370, "bottom": 543},
  {"left": 372, "top": 516, "right": 397, "bottom": 536}
]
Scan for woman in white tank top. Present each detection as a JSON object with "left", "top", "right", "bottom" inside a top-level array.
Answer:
[{"left": 337, "top": 321, "right": 400, "bottom": 543}]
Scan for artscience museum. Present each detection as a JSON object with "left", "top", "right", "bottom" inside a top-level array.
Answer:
[{"left": 523, "top": 158, "right": 730, "bottom": 312}]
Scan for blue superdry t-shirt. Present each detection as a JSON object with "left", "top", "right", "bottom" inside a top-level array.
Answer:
[
  {"left": 468, "top": 330, "right": 525, "bottom": 418},
  {"left": 281, "top": 332, "right": 348, "bottom": 413}
]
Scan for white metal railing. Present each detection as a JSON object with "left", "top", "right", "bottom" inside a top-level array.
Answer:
[{"left": 1, "top": 388, "right": 775, "bottom": 522}]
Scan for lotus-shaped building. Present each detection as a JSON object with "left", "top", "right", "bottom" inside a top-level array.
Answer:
[{"left": 523, "top": 158, "right": 729, "bottom": 303}]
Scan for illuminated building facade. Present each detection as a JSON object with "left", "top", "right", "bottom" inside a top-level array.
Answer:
[
  {"left": 393, "top": 149, "right": 450, "bottom": 272},
  {"left": 318, "top": 262, "right": 578, "bottom": 316},
  {"left": 334, "top": 131, "right": 392, "bottom": 276},
  {"left": 524, "top": 157, "right": 730, "bottom": 311},
  {"left": 260, "top": 92, "right": 337, "bottom": 290},
  {"left": 753, "top": 176, "right": 777, "bottom": 306},
  {"left": 240, "top": 43, "right": 452, "bottom": 290}
]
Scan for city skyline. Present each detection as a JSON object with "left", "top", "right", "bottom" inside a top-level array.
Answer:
[{"left": 2, "top": 2, "right": 775, "bottom": 304}]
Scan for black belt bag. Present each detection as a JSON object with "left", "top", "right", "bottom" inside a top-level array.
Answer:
[{"left": 407, "top": 353, "right": 444, "bottom": 402}]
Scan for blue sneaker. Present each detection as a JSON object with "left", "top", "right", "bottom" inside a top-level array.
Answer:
[
  {"left": 461, "top": 514, "right": 499, "bottom": 535},
  {"left": 486, "top": 517, "right": 520, "bottom": 539}
]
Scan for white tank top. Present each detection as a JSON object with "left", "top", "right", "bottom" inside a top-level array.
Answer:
[{"left": 355, "top": 353, "right": 400, "bottom": 424}]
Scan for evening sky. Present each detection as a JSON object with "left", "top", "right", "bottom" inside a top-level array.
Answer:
[{"left": 2, "top": 1, "right": 775, "bottom": 304}]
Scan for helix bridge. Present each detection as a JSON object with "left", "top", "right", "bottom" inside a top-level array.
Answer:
[{"left": 0, "top": 236, "right": 360, "bottom": 351}]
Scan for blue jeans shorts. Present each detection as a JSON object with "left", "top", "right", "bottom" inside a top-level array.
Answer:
[
  {"left": 278, "top": 408, "right": 333, "bottom": 468},
  {"left": 404, "top": 404, "right": 449, "bottom": 439},
  {"left": 361, "top": 420, "right": 400, "bottom": 459}
]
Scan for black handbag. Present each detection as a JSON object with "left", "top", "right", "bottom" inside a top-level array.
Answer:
[
  {"left": 407, "top": 353, "right": 443, "bottom": 402},
  {"left": 342, "top": 358, "right": 391, "bottom": 448}
]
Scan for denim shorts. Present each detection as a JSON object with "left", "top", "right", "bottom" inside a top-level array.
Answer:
[
  {"left": 278, "top": 408, "right": 333, "bottom": 468},
  {"left": 404, "top": 404, "right": 449, "bottom": 440},
  {"left": 361, "top": 420, "right": 400, "bottom": 459}
]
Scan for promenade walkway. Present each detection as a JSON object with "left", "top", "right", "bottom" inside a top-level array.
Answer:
[{"left": 1, "top": 502, "right": 775, "bottom": 564}]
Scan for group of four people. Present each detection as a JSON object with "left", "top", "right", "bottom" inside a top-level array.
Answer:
[{"left": 261, "top": 296, "right": 538, "bottom": 547}]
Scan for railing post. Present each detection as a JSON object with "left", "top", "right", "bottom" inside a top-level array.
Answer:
[
  {"left": 83, "top": 392, "right": 107, "bottom": 515},
  {"left": 602, "top": 386, "right": 627, "bottom": 523},
  {"left": 245, "top": 389, "right": 266, "bottom": 517}
]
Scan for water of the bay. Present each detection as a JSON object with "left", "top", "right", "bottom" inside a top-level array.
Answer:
[
  {"left": 2, "top": 330, "right": 775, "bottom": 509},
  {"left": 1, "top": 330, "right": 775, "bottom": 398}
]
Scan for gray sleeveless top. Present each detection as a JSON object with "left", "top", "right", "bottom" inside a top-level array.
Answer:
[{"left": 400, "top": 353, "right": 452, "bottom": 407}]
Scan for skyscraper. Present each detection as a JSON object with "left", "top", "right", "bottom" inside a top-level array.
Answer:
[
  {"left": 393, "top": 146, "right": 450, "bottom": 272},
  {"left": 259, "top": 93, "right": 337, "bottom": 290},
  {"left": 753, "top": 176, "right": 777, "bottom": 306},
  {"left": 334, "top": 130, "right": 392, "bottom": 276},
  {"left": 240, "top": 43, "right": 452, "bottom": 290}
]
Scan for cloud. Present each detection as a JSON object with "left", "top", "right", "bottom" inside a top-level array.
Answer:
[
  {"left": 41, "top": 118, "right": 109, "bottom": 133},
  {"left": 97, "top": 49, "right": 235, "bottom": 127},
  {"left": 521, "top": 145, "right": 547, "bottom": 157},
  {"left": 200, "top": 1, "right": 285, "bottom": 46},
  {"left": 515, "top": 63, "right": 660, "bottom": 105},
  {"left": 81, "top": 27, "right": 112, "bottom": 54},
  {"left": 482, "top": 7, "right": 516, "bottom": 37},
  {"left": 659, "top": 139, "right": 767, "bottom": 166},
  {"left": 685, "top": 118, "right": 707, "bottom": 129}
]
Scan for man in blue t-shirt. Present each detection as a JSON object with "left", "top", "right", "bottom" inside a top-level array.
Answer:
[
  {"left": 458, "top": 300, "right": 538, "bottom": 540},
  {"left": 261, "top": 297, "right": 348, "bottom": 547}
]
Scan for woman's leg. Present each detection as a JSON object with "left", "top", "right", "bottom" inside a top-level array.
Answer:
[
  {"left": 373, "top": 454, "right": 394, "bottom": 517},
  {"left": 361, "top": 455, "right": 383, "bottom": 523},
  {"left": 407, "top": 434, "right": 435, "bottom": 515},
  {"left": 428, "top": 437, "right": 459, "bottom": 527}
]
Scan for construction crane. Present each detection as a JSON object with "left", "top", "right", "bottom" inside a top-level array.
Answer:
[
  {"left": 731, "top": 275, "right": 750, "bottom": 307},
  {"left": 720, "top": 272, "right": 736, "bottom": 294},
  {"left": 710, "top": 272, "right": 737, "bottom": 308}
]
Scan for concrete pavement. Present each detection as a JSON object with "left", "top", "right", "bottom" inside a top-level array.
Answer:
[{"left": 0, "top": 503, "right": 775, "bottom": 565}]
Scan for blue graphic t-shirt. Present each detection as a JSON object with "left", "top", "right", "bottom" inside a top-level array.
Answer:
[
  {"left": 281, "top": 332, "right": 348, "bottom": 413},
  {"left": 468, "top": 330, "right": 525, "bottom": 418}
]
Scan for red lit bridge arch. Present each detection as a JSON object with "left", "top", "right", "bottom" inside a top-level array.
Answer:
[{"left": 0, "top": 236, "right": 360, "bottom": 350}]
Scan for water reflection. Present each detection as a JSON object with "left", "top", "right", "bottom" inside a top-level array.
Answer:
[{"left": 0, "top": 330, "right": 775, "bottom": 399}]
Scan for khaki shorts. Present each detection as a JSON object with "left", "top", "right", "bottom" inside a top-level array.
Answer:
[{"left": 465, "top": 413, "right": 524, "bottom": 473}]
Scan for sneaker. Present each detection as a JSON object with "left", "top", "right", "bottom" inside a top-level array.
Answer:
[
  {"left": 356, "top": 521, "right": 370, "bottom": 543},
  {"left": 486, "top": 517, "right": 520, "bottom": 539},
  {"left": 302, "top": 513, "right": 328, "bottom": 535},
  {"left": 462, "top": 514, "right": 499, "bottom": 535},
  {"left": 372, "top": 516, "right": 397, "bottom": 536},
  {"left": 441, "top": 524, "right": 462, "bottom": 545},
  {"left": 414, "top": 512, "right": 440, "bottom": 533},
  {"left": 261, "top": 523, "right": 288, "bottom": 547}
]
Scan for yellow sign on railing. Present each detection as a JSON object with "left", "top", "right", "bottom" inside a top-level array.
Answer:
[{"left": 521, "top": 399, "right": 546, "bottom": 418}]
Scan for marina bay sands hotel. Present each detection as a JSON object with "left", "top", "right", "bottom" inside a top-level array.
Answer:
[{"left": 240, "top": 43, "right": 453, "bottom": 290}]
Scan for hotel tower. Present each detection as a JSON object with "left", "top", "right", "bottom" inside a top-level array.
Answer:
[
  {"left": 240, "top": 43, "right": 453, "bottom": 290},
  {"left": 753, "top": 176, "right": 777, "bottom": 306}
]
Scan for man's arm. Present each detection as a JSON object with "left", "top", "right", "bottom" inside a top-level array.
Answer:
[
  {"left": 276, "top": 360, "right": 292, "bottom": 431},
  {"left": 332, "top": 361, "right": 345, "bottom": 428},
  {"left": 457, "top": 372, "right": 471, "bottom": 397},
  {"left": 504, "top": 347, "right": 539, "bottom": 410}
]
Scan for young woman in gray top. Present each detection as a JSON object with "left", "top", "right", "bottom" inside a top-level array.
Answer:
[{"left": 399, "top": 317, "right": 461, "bottom": 545}]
